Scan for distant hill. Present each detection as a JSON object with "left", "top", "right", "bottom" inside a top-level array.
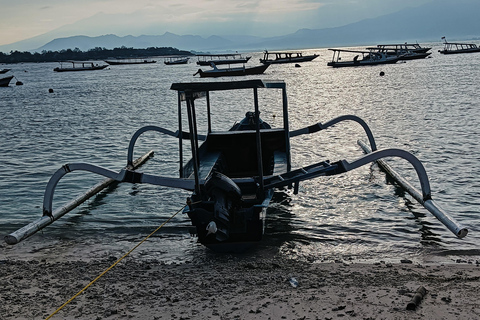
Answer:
[
  {"left": 1, "top": 0, "right": 479, "bottom": 53},
  {"left": 34, "top": 33, "right": 248, "bottom": 53}
]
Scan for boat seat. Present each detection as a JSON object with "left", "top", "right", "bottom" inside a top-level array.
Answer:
[
  {"left": 188, "top": 151, "right": 222, "bottom": 180},
  {"left": 272, "top": 151, "right": 288, "bottom": 175},
  {"left": 205, "top": 129, "right": 287, "bottom": 177}
]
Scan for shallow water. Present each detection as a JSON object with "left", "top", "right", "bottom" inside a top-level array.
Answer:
[{"left": 1, "top": 44, "right": 478, "bottom": 263}]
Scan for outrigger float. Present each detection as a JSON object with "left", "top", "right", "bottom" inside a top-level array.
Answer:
[{"left": 5, "top": 79, "right": 468, "bottom": 252}]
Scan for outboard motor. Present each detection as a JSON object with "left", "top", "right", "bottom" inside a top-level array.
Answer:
[{"left": 203, "top": 171, "right": 242, "bottom": 242}]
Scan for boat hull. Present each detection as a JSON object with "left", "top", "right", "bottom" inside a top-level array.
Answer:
[
  {"left": 105, "top": 60, "right": 156, "bottom": 65},
  {"left": 53, "top": 65, "right": 108, "bottom": 72},
  {"left": 0, "top": 75, "right": 13, "bottom": 87},
  {"left": 439, "top": 48, "right": 480, "bottom": 54},
  {"left": 327, "top": 56, "right": 401, "bottom": 68},
  {"left": 196, "top": 64, "right": 269, "bottom": 78},
  {"left": 164, "top": 59, "right": 189, "bottom": 65},
  {"left": 260, "top": 54, "right": 318, "bottom": 64}
]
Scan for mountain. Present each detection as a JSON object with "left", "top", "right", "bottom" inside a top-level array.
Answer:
[
  {"left": 1, "top": 0, "right": 479, "bottom": 53},
  {"left": 33, "top": 33, "right": 238, "bottom": 52}
]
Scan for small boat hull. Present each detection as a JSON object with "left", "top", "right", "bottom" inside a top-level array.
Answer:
[
  {"left": 195, "top": 64, "right": 269, "bottom": 78},
  {"left": 54, "top": 65, "right": 108, "bottom": 72},
  {"left": 0, "top": 75, "right": 13, "bottom": 87},
  {"left": 327, "top": 56, "right": 401, "bottom": 67},
  {"left": 105, "top": 60, "right": 156, "bottom": 65}
]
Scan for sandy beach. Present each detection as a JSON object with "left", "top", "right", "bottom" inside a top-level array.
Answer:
[{"left": 1, "top": 237, "right": 479, "bottom": 320}]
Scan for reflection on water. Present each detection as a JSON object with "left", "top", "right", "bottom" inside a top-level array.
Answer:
[{"left": 1, "top": 45, "right": 479, "bottom": 263}]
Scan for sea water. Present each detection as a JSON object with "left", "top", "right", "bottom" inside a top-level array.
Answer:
[{"left": 1, "top": 44, "right": 478, "bottom": 263}]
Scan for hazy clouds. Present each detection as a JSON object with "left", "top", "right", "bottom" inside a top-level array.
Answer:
[{"left": 0, "top": 0, "right": 445, "bottom": 46}]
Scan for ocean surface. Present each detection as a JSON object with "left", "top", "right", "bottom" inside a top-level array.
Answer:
[{"left": 1, "top": 43, "right": 479, "bottom": 264}]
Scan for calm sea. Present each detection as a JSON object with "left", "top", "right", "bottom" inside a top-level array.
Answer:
[{"left": 1, "top": 44, "right": 478, "bottom": 263}]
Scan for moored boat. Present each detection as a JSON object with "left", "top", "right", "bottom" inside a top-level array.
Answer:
[
  {"left": 164, "top": 56, "right": 190, "bottom": 65},
  {"left": 439, "top": 38, "right": 480, "bottom": 54},
  {"left": 105, "top": 58, "right": 157, "bottom": 65},
  {"left": 54, "top": 61, "right": 109, "bottom": 72},
  {"left": 193, "top": 63, "right": 269, "bottom": 78},
  {"left": 0, "top": 75, "right": 14, "bottom": 87},
  {"left": 5, "top": 79, "right": 468, "bottom": 253},
  {"left": 327, "top": 49, "right": 403, "bottom": 67},
  {"left": 367, "top": 44, "right": 432, "bottom": 60},
  {"left": 376, "top": 43, "right": 431, "bottom": 54},
  {"left": 259, "top": 50, "right": 319, "bottom": 64},
  {"left": 196, "top": 54, "right": 251, "bottom": 66}
]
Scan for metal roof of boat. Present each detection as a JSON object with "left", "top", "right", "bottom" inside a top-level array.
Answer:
[{"left": 170, "top": 80, "right": 285, "bottom": 92}]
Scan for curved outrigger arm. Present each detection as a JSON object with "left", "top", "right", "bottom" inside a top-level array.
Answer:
[
  {"left": 290, "top": 115, "right": 378, "bottom": 151},
  {"left": 127, "top": 125, "right": 206, "bottom": 167},
  {"left": 43, "top": 163, "right": 196, "bottom": 217},
  {"left": 4, "top": 163, "right": 195, "bottom": 245},
  {"left": 262, "top": 147, "right": 468, "bottom": 239}
]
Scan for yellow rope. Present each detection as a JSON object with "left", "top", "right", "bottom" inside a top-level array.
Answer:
[{"left": 45, "top": 203, "right": 188, "bottom": 320}]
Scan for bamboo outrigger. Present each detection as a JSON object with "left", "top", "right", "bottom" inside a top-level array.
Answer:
[{"left": 5, "top": 79, "right": 468, "bottom": 251}]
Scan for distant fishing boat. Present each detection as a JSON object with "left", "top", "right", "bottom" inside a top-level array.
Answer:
[
  {"left": 193, "top": 63, "right": 269, "bottom": 78},
  {"left": 196, "top": 54, "right": 251, "bottom": 66},
  {"left": 105, "top": 58, "right": 157, "bottom": 65},
  {"left": 259, "top": 50, "right": 319, "bottom": 64},
  {"left": 368, "top": 44, "right": 432, "bottom": 60},
  {"left": 438, "top": 38, "right": 480, "bottom": 54},
  {"left": 327, "top": 49, "right": 403, "bottom": 67},
  {"left": 376, "top": 43, "right": 431, "bottom": 54},
  {"left": 164, "top": 56, "right": 190, "bottom": 65},
  {"left": 53, "top": 61, "right": 108, "bottom": 72}
]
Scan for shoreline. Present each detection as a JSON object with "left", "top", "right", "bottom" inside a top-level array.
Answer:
[{"left": 1, "top": 242, "right": 479, "bottom": 320}]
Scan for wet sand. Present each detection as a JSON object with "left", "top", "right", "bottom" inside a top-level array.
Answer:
[{"left": 1, "top": 238, "right": 479, "bottom": 320}]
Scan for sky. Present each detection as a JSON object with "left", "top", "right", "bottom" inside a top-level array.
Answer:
[{"left": 0, "top": 0, "right": 435, "bottom": 46}]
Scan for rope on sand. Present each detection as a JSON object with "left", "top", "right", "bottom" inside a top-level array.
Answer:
[{"left": 44, "top": 202, "right": 190, "bottom": 320}]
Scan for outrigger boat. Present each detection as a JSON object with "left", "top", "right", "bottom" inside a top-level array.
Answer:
[
  {"left": 367, "top": 45, "right": 432, "bottom": 60},
  {"left": 105, "top": 58, "right": 157, "bottom": 65},
  {"left": 164, "top": 56, "right": 190, "bottom": 65},
  {"left": 196, "top": 54, "right": 251, "bottom": 66},
  {"left": 327, "top": 49, "right": 403, "bottom": 67},
  {"left": 259, "top": 50, "right": 319, "bottom": 64},
  {"left": 0, "top": 68, "right": 11, "bottom": 74},
  {"left": 439, "top": 38, "right": 480, "bottom": 54},
  {"left": 193, "top": 63, "right": 269, "bottom": 78},
  {"left": 5, "top": 79, "right": 468, "bottom": 252},
  {"left": 376, "top": 43, "right": 431, "bottom": 54},
  {"left": 54, "top": 61, "right": 109, "bottom": 72}
]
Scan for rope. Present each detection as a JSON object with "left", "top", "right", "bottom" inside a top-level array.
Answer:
[{"left": 45, "top": 202, "right": 190, "bottom": 320}]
